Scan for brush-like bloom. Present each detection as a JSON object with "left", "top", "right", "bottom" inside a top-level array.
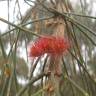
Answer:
[{"left": 29, "top": 36, "right": 70, "bottom": 57}]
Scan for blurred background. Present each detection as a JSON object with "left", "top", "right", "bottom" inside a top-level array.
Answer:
[{"left": 0, "top": 0, "right": 96, "bottom": 96}]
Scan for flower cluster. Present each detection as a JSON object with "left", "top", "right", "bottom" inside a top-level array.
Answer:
[{"left": 29, "top": 36, "right": 70, "bottom": 57}]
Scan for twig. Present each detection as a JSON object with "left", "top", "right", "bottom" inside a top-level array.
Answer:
[
  {"left": 0, "top": 36, "right": 7, "bottom": 59},
  {"left": 68, "top": 50, "right": 96, "bottom": 86},
  {"left": 16, "top": 73, "right": 47, "bottom": 96},
  {"left": 64, "top": 75, "right": 89, "bottom": 96},
  {"left": 0, "top": 16, "right": 54, "bottom": 37},
  {"left": 0, "top": 17, "right": 43, "bottom": 38},
  {"left": 72, "top": 22, "right": 96, "bottom": 46},
  {"left": 63, "top": 12, "right": 96, "bottom": 19},
  {"left": 49, "top": 8, "right": 96, "bottom": 37}
]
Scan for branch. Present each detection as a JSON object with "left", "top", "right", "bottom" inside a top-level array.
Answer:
[
  {"left": 64, "top": 75, "right": 89, "bottom": 96},
  {"left": 1, "top": 16, "right": 54, "bottom": 37},
  {"left": 49, "top": 8, "right": 96, "bottom": 37},
  {"left": 0, "top": 17, "right": 43, "bottom": 38},
  {"left": 16, "top": 73, "right": 47, "bottom": 96}
]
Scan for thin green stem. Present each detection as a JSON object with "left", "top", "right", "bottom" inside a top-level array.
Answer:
[
  {"left": 69, "top": 50, "right": 96, "bottom": 86},
  {"left": 31, "top": 86, "right": 47, "bottom": 96},
  {"left": 0, "top": 76, "right": 9, "bottom": 96},
  {"left": 50, "top": 8, "right": 96, "bottom": 37},
  {"left": 6, "top": 69, "right": 14, "bottom": 96},
  {"left": 72, "top": 22, "right": 96, "bottom": 46},
  {"left": 64, "top": 75, "right": 89, "bottom": 96},
  {"left": 0, "top": 17, "right": 44, "bottom": 38},
  {"left": 0, "top": 16, "right": 54, "bottom": 37},
  {"left": 16, "top": 73, "right": 47, "bottom": 96},
  {"left": 0, "top": 36, "right": 7, "bottom": 59},
  {"left": 62, "top": 57, "right": 76, "bottom": 96}
]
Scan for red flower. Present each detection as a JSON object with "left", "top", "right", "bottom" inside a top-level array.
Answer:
[{"left": 29, "top": 36, "right": 70, "bottom": 57}]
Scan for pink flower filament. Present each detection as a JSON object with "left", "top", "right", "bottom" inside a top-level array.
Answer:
[{"left": 29, "top": 36, "right": 70, "bottom": 57}]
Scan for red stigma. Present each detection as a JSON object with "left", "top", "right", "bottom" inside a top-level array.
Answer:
[{"left": 29, "top": 36, "right": 70, "bottom": 57}]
